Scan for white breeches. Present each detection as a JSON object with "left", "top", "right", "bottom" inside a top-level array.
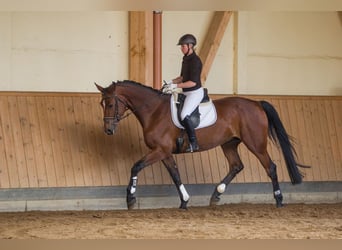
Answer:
[{"left": 180, "top": 87, "right": 204, "bottom": 120}]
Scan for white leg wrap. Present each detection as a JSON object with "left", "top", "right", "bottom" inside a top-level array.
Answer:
[
  {"left": 274, "top": 190, "right": 281, "bottom": 195},
  {"left": 130, "top": 176, "right": 138, "bottom": 194},
  {"left": 179, "top": 184, "right": 189, "bottom": 201},
  {"left": 217, "top": 183, "right": 226, "bottom": 194}
]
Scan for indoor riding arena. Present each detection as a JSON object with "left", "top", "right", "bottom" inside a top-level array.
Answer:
[{"left": 0, "top": 3, "right": 341, "bottom": 240}]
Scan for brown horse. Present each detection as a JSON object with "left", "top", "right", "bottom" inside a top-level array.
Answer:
[{"left": 95, "top": 80, "right": 308, "bottom": 210}]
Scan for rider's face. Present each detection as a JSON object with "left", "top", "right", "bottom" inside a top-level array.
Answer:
[{"left": 180, "top": 44, "right": 193, "bottom": 55}]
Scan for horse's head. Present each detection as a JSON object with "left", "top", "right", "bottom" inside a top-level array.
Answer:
[{"left": 95, "top": 82, "right": 128, "bottom": 135}]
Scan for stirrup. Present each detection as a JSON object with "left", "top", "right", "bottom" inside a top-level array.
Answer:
[{"left": 186, "top": 143, "right": 199, "bottom": 153}]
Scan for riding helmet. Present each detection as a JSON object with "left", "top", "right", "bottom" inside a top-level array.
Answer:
[{"left": 177, "top": 34, "right": 197, "bottom": 46}]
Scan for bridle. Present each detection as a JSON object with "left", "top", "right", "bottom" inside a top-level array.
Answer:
[
  {"left": 100, "top": 86, "right": 166, "bottom": 124},
  {"left": 101, "top": 94, "right": 131, "bottom": 124}
]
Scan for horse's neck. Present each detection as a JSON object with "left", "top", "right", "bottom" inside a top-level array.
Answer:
[{"left": 119, "top": 87, "right": 166, "bottom": 126}]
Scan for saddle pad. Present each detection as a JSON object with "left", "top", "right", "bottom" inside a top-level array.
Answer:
[{"left": 170, "top": 94, "right": 217, "bottom": 129}]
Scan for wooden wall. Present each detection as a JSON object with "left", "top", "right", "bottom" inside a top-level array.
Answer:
[{"left": 0, "top": 92, "right": 341, "bottom": 189}]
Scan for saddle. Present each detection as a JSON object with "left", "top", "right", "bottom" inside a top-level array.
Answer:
[{"left": 170, "top": 88, "right": 217, "bottom": 130}]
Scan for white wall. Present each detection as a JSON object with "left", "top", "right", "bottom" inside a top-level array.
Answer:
[
  {"left": 0, "top": 12, "right": 128, "bottom": 92},
  {"left": 237, "top": 11, "right": 342, "bottom": 95},
  {"left": 0, "top": 11, "right": 341, "bottom": 95}
]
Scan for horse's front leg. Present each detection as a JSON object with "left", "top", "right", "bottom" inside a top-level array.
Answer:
[
  {"left": 126, "top": 160, "right": 145, "bottom": 210},
  {"left": 126, "top": 150, "right": 165, "bottom": 210},
  {"left": 162, "top": 156, "right": 190, "bottom": 209}
]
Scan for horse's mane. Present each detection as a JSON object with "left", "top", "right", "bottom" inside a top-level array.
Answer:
[{"left": 112, "top": 80, "right": 164, "bottom": 95}]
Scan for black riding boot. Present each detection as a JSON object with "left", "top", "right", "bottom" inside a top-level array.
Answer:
[{"left": 182, "top": 116, "right": 199, "bottom": 152}]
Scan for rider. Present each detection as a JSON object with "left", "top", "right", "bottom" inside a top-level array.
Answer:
[{"left": 165, "top": 34, "right": 204, "bottom": 152}]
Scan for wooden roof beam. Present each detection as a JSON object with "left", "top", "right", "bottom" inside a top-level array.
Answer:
[{"left": 199, "top": 11, "right": 232, "bottom": 84}]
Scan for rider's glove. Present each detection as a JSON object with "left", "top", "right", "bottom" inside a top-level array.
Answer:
[{"left": 161, "top": 80, "right": 178, "bottom": 94}]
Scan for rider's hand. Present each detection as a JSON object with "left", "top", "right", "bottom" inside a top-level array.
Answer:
[{"left": 161, "top": 80, "right": 177, "bottom": 93}]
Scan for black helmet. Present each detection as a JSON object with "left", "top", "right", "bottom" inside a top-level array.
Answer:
[{"left": 177, "top": 34, "right": 197, "bottom": 46}]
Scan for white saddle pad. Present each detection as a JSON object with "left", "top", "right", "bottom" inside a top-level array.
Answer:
[{"left": 170, "top": 93, "right": 217, "bottom": 129}]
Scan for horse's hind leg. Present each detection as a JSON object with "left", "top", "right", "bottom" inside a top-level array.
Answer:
[
  {"left": 257, "top": 152, "right": 284, "bottom": 207},
  {"left": 162, "top": 156, "right": 190, "bottom": 209},
  {"left": 210, "top": 139, "right": 244, "bottom": 206},
  {"left": 268, "top": 160, "right": 283, "bottom": 207},
  {"left": 247, "top": 145, "right": 284, "bottom": 207}
]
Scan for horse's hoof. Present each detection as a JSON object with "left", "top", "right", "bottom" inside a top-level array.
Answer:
[
  {"left": 179, "top": 200, "right": 188, "bottom": 210},
  {"left": 209, "top": 195, "right": 220, "bottom": 206},
  {"left": 276, "top": 202, "right": 284, "bottom": 208},
  {"left": 127, "top": 197, "right": 136, "bottom": 210}
]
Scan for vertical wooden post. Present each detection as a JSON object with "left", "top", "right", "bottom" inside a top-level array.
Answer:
[
  {"left": 232, "top": 12, "right": 238, "bottom": 95},
  {"left": 153, "top": 11, "right": 162, "bottom": 89},
  {"left": 129, "top": 11, "right": 153, "bottom": 86}
]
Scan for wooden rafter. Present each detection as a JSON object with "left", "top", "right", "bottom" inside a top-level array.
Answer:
[{"left": 199, "top": 11, "right": 232, "bottom": 84}]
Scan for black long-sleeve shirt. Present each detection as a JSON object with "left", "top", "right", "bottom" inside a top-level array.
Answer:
[{"left": 180, "top": 52, "right": 202, "bottom": 92}]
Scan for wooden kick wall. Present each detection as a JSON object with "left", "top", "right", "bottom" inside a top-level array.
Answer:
[{"left": 0, "top": 92, "right": 341, "bottom": 189}]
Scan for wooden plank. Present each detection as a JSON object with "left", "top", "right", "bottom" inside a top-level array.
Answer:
[
  {"left": 0, "top": 97, "right": 11, "bottom": 188},
  {"left": 316, "top": 99, "right": 335, "bottom": 180},
  {"left": 331, "top": 99, "right": 342, "bottom": 179},
  {"left": 324, "top": 100, "right": 339, "bottom": 180},
  {"left": 0, "top": 96, "right": 20, "bottom": 187},
  {"left": 199, "top": 11, "right": 232, "bottom": 84},
  {"left": 53, "top": 96, "right": 76, "bottom": 186},
  {"left": 184, "top": 154, "right": 196, "bottom": 184},
  {"left": 26, "top": 96, "right": 48, "bottom": 187},
  {"left": 199, "top": 151, "right": 213, "bottom": 184},
  {"left": 192, "top": 150, "right": 205, "bottom": 184},
  {"left": 45, "top": 96, "right": 67, "bottom": 187},
  {"left": 35, "top": 97, "right": 57, "bottom": 187},
  {"left": 62, "top": 97, "right": 86, "bottom": 186},
  {"left": 7, "top": 96, "right": 30, "bottom": 187},
  {"left": 71, "top": 97, "right": 93, "bottom": 186},
  {"left": 17, "top": 96, "right": 39, "bottom": 187},
  {"left": 311, "top": 100, "right": 329, "bottom": 180}
]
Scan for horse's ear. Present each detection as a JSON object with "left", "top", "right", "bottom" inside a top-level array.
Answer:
[{"left": 94, "top": 82, "right": 104, "bottom": 93}]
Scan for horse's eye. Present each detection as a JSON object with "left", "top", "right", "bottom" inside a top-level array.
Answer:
[{"left": 108, "top": 104, "right": 113, "bottom": 108}]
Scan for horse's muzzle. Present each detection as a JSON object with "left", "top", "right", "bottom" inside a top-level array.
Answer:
[
  {"left": 103, "top": 117, "right": 117, "bottom": 135},
  {"left": 105, "top": 128, "right": 114, "bottom": 135}
]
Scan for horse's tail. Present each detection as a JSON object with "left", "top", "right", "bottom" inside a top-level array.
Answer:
[{"left": 260, "top": 100, "right": 305, "bottom": 185}]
